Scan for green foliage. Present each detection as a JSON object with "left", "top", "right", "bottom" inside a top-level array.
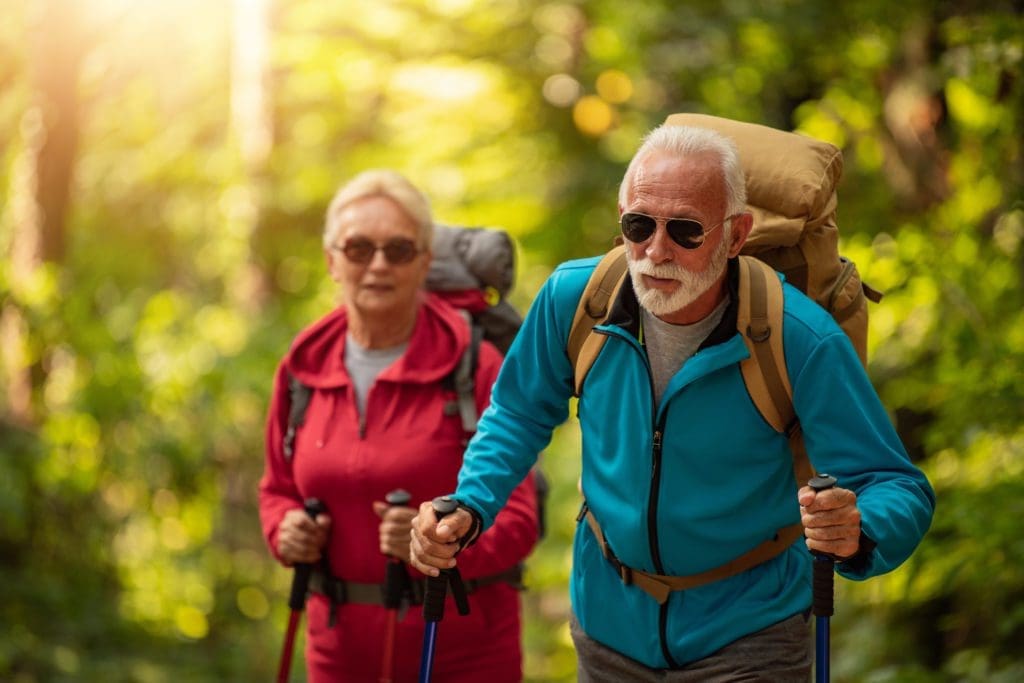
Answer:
[{"left": 1, "top": 0, "right": 1021, "bottom": 681}]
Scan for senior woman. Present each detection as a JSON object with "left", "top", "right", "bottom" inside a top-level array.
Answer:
[{"left": 259, "top": 169, "right": 538, "bottom": 682}]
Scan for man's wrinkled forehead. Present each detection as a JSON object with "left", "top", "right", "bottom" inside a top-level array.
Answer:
[
  {"left": 629, "top": 151, "right": 725, "bottom": 201},
  {"left": 631, "top": 163, "right": 681, "bottom": 193}
]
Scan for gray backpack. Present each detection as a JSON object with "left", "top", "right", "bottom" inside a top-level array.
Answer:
[{"left": 427, "top": 224, "right": 522, "bottom": 355}]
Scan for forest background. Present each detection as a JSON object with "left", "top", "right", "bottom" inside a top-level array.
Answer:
[{"left": 1, "top": 0, "right": 1022, "bottom": 681}]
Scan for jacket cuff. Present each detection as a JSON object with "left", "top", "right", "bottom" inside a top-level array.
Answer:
[
  {"left": 455, "top": 502, "right": 484, "bottom": 552},
  {"left": 837, "top": 528, "right": 877, "bottom": 573}
]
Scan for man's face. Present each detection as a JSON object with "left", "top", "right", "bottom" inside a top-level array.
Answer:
[
  {"left": 621, "top": 150, "right": 738, "bottom": 324},
  {"left": 326, "top": 195, "right": 431, "bottom": 319}
]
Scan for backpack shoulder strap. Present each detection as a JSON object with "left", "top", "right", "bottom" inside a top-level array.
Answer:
[
  {"left": 736, "top": 255, "right": 813, "bottom": 487},
  {"left": 442, "top": 309, "right": 483, "bottom": 435},
  {"left": 567, "top": 245, "right": 630, "bottom": 397},
  {"left": 454, "top": 319, "right": 483, "bottom": 434},
  {"left": 737, "top": 255, "right": 792, "bottom": 432},
  {"left": 283, "top": 371, "right": 313, "bottom": 461}
]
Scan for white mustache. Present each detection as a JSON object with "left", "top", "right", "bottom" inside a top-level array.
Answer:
[{"left": 630, "top": 259, "right": 689, "bottom": 281}]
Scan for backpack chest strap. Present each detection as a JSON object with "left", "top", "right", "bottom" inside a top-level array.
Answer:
[{"left": 583, "top": 508, "right": 804, "bottom": 605}]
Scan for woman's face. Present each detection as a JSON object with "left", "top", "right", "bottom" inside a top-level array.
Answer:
[{"left": 326, "top": 195, "right": 431, "bottom": 319}]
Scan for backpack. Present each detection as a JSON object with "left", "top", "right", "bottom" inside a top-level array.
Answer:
[
  {"left": 568, "top": 114, "right": 883, "bottom": 491},
  {"left": 283, "top": 224, "right": 550, "bottom": 538},
  {"left": 426, "top": 224, "right": 522, "bottom": 356}
]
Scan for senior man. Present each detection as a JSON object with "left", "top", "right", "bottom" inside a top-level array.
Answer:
[{"left": 409, "top": 123, "right": 934, "bottom": 681}]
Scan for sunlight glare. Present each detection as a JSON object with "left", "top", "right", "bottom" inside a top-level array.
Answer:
[
  {"left": 391, "top": 63, "right": 491, "bottom": 102},
  {"left": 573, "top": 95, "right": 614, "bottom": 136},
  {"left": 543, "top": 74, "right": 581, "bottom": 107},
  {"left": 425, "top": 0, "right": 478, "bottom": 14}
]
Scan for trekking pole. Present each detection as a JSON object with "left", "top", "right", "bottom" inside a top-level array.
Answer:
[
  {"left": 276, "top": 498, "right": 327, "bottom": 683},
  {"left": 808, "top": 474, "right": 838, "bottom": 683},
  {"left": 380, "top": 488, "right": 412, "bottom": 683},
  {"left": 418, "top": 496, "right": 471, "bottom": 683}
]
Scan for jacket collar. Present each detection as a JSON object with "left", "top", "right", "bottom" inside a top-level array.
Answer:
[
  {"left": 604, "top": 257, "right": 740, "bottom": 350},
  {"left": 284, "top": 292, "right": 470, "bottom": 389}
]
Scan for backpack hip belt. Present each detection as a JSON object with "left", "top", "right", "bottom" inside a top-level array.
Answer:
[
  {"left": 308, "top": 564, "right": 525, "bottom": 608},
  {"left": 582, "top": 505, "right": 804, "bottom": 605}
]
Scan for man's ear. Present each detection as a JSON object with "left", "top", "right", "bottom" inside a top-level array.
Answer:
[{"left": 727, "top": 212, "right": 754, "bottom": 258}]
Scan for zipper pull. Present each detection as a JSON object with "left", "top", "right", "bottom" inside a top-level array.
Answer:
[{"left": 652, "top": 430, "right": 663, "bottom": 475}]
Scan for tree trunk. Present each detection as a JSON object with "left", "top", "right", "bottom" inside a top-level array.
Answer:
[
  {"left": 228, "top": 0, "right": 275, "bottom": 314},
  {"left": 2, "top": 0, "right": 83, "bottom": 423}
]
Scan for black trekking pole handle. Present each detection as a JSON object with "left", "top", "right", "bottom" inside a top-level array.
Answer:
[
  {"left": 383, "top": 489, "right": 412, "bottom": 609},
  {"left": 381, "top": 489, "right": 412, "bottom": 683},
  {"left": 277, "top": 498, "right": 328, "bottom": 683},
  {"left": 808, "top": 474, "right": 837, "bottom": 683},
  {"left": 421, "top": 496, "right": 461, "bottom": 623},
  {"left": 288, "top": 498, "right": 327, "bottom": 611},
  {"left": 419, "top": 496, "right": 470, "bottom": 683},
  {"left": 808, "top": 474, "right": 838, "bottom": 616}
]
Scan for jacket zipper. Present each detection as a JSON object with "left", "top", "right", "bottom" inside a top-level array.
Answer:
[
  {"left": 649, "top": 428, "right": 665, "bottom": 571},
  {"left": 351, "top": 382, "right": 367, "bottom": 440},
  {"left": 640, "top": 332, "right": 676, "bottom": 668},
  {"left": 600, "top": 326, "right": 678, "bottom": 667},
  {"left": 651, "top": 421, "right": 677, "bottom": 668}
]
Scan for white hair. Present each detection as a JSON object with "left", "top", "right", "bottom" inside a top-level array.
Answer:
[
  {"left": 323, "top": 169, "right": 433, "bottom": 248},
  {"left": 619, "top": 124, "right": 747, "bottom": 217}
]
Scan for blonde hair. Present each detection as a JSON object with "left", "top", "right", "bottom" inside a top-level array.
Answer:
[
  {"left": 324, "top": 169, "right": 433, "bottom": 248},
  {"left": 619, "top": 125, "right": 747, "bottom": 217}
]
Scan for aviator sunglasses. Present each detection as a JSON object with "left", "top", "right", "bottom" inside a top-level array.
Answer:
[
  {"left": 620, "top": 211, "right": 739, "bottom": 249},
  {"left": 332, "top": 236, "right": 422, "bottom": 265}
]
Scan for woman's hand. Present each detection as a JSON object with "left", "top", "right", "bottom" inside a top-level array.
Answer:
[
  {"left": 276, "top": 507, "right": 331, "bottom": 566},
  {"left": 373, "top": 500, "right": 417, "bottom": 561}
]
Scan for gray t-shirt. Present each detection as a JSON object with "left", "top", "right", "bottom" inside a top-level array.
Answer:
[
  {"left": 344, "top": 334, "right": 408, "bottom": 417},
  {"left": 642, "top": 295, "right": 730, "bottom": 406}
]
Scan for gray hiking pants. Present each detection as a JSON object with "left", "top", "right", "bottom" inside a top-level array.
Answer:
[{"left": 570, "top": 611, "right": 812, "bottom": 682}]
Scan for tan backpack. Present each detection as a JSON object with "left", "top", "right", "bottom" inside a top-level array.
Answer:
[{"left": 568, "top": 114, "right": 883, "bottom": 491}]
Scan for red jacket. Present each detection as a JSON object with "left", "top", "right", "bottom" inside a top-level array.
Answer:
[{"left": 260, "top": 292, "right": 538, "bottom": 682}]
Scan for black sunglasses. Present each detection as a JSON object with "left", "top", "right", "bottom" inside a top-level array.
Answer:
[
  {"left": 333, "top": 237, "right": 422, "bottom": 265},
  {"left": 620, "top": 211, "right": 737, "bottom": 249}
]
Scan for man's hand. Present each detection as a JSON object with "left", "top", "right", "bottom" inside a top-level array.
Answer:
[
  {"left": 277, "top": 507, "right": 331, "bottom": 566},
  {"left": 798, "top": 484, "right": 861, "bottom": 560},
  {"left": 409, "top": 502, "right": 474, "bottom": 577},
  {"left": 373, "top": 500, "right": 416, "bottom": 562}
]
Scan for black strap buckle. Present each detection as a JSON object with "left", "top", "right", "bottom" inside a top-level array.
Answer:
[
  {"left": 319, "top": 569, "right": 345, "bottom": 628},
  {"left": 576, "top": 500, "right": 589, "bottom": 523},
  {"left": 619, "top": 564, "right": 634, "bottom": 586},
  {"left": 607, "top": 555, "right": 633, "bottom": 586},
  {"left": 407, "top": 578, "right": 425, "bottom": 606},
  {"left": 602, "top": 546, "right": 633, "bottom": 586},
  {"left": 321, "top": 573, "right": 347, "bottom": 603},
  {"left": 449, "top": 568, "right": 471, "bottom": 616}
]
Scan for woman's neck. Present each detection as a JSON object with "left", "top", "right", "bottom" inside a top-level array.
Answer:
[{"left": 346, "top": 306, "right": 418, "bottom": 349}]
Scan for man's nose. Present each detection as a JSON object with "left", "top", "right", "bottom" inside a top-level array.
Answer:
[{"left": 645, "top": 221, "right": 675, "bottom": 263}]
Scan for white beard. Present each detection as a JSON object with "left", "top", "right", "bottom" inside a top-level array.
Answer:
[{"left": 626, "top": 235, "right": 730, "bottom": 317}]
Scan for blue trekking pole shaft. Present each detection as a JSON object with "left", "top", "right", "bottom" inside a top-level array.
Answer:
[
  {"left": 418, "top": 496, "right": 460, "bottom": 683},
  {"left": 809, "top": 474, "right": 838, "bottom": 683},
  {"left": 419, "top": 619, "right": 439, "bottom": 683}
]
